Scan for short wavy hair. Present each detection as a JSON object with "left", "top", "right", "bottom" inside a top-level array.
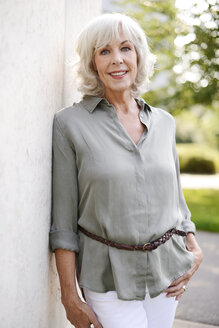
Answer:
[{"left": 73, "top": 13, "right": 157, "bottom": 97}]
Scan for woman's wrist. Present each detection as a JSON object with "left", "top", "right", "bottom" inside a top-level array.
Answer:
[
  {"left": 186, "top": 233, "right": 203, "bottom": 262},
  {"left": 61, "top": 288, "right": 81, "bottom": 306},
  {"left": 186, "top": 232, "right": 200, "bottom": 251}
]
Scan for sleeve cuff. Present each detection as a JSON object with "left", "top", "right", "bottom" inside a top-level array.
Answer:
[
  {"left": 180, "top": 220, "right": 196, "bottom": 235},
  {"left": 49, "top": 230, "right": 80, "bottom": 253}
]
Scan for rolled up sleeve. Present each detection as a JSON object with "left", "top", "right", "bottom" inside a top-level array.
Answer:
[
  {"left": 172, "top": 119, "right": 196, "bottom": 235},
  {"left": 49, "top": 114, "right": 80, "bottom": 252}
]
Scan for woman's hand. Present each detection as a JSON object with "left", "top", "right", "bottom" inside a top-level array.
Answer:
[
  {"left": 164, "top": 233, "right": 203, "bottom": 300},
  {"left": 61, "top": 294, "right": 103, "bottom": 328},
  {"left": 54, "top": 249, "right": 103, "bottom": 327}
]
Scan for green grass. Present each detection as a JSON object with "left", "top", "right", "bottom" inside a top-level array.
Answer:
[{"left": 183, "top": 189, "right": 219, "bottom": 233}]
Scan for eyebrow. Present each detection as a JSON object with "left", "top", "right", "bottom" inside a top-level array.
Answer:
[
  {"left": 121, "top": 40, "right": 132, "bottom": 44},
  {"left": 98, "top": 40, "right": 132, "bottom": 49}
]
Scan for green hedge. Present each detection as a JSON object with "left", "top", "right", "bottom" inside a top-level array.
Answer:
[
  {"left": 176, "top": 143, "right": 219, "bottom": 174},
  {"left": 181, "top": 157, "right": 215, "bottom": 174}
]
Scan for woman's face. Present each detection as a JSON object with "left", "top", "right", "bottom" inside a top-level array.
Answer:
[{"left": 93, "top": 31, "right": 138, "bottom": 97}]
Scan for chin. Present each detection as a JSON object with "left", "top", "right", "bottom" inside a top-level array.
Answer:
[{"left": 109, "top": 83, "right": 132, "bottom": 93}]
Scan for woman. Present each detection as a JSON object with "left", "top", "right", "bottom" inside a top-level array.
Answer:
[{"left": 49, "top": 13, "right": 203, "bottom": 328}]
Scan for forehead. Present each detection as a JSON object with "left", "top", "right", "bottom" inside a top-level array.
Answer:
[
  {"left": 97, "top": 38, "right": 133, "bottom": 49},
  {"left": 94, "top": 26, "right": 134, "bottom": 50}
]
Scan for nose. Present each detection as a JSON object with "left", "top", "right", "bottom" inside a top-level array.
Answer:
[{"left": 111, "top": 49, "right": 123, "bottom": 65}]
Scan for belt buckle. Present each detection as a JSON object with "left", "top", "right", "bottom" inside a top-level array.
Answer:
[{"left": 142, "top": 243, "right": 150, "bottom": 251}]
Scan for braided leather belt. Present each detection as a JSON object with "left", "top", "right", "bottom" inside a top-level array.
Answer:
[{"left": 78, "top": 225, "right": 186, "bottom": 251}]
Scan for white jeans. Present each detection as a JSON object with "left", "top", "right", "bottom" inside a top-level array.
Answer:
[{"left": 83, "top": 287, "right": 178, "bottom": 328}]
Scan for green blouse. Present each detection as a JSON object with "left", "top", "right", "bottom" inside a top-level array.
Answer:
[{"left": 49, "top": 95, "right": 195, "bottom": 300}]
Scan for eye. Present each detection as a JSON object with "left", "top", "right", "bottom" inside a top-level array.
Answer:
[
  {"left": 100, "top": 49, "right": 110, "bottom": 55},
  {"left": 121, "top": 46, "right": 131, "bottom": 52}
]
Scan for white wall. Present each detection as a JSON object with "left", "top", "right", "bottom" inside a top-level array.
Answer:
[{"left": 0, "top": 1, "right": 101, "bottom": 327}]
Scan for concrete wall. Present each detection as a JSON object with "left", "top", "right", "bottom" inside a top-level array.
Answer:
[{"left": 0, "top": 1, "right": 101, "bottom": 327}]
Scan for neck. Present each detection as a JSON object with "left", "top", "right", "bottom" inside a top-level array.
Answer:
[{"left": 104, "top": 90, "right": 137, "bottom": 114}]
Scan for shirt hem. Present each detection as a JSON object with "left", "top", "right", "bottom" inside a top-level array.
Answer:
[
  {"left": 79, "top": 252, "right": 195, "bottom": 301},
  {"left": 148, "top": 255, "right": 195, "bottom": 298}
]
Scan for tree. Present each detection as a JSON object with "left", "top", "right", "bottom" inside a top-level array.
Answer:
[
  {"left": 117, "top": 0, "right": 218, "bottom": 114},
  {"left": 173, "top": 0, "right": 218, "bottom": 109}
]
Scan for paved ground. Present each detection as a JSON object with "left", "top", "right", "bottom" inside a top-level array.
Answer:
[
  {"left": 174, "top": 319, "right": 218, "bottom": 328},
  {"left": 173, "top": 231, "right": 219, "bottom": 327},
  {"left": 180, "top": 174, "right": 219, "bottom": 189}
]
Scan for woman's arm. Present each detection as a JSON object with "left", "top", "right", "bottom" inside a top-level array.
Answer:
[
  {"left": 55, "top": 249, "right": 103, "bottom": 328},
  {"left": 185, "top": 232, "right": 203, "bottom": 255},
  {"left": 55, "top": 249, "right": 80, "bottom": 303},
  {"left": 50, "top": 116, "right": 103, "bottom": 327}
]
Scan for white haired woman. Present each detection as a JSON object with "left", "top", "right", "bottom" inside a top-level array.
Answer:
[{"left": 49, "top": 13, "right": 203, "bottom": 328}]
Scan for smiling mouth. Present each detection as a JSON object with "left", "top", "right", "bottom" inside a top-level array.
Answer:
[{"left": 109, "top": 71, "right": 128, "bottom": 77}]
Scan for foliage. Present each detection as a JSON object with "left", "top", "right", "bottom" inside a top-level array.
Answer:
[
  {"left": 116, "top": 0, "right": 219, "bottom": 114},
  {"left": 174, "top": 0, "right": 219, "bottom": 107},
  {"left": 183, "top": 189, "right": 219, "bottom": 232},
  {"left": 182, "top": 157, "right": 216, "bottom": 174},
  {"left": 176, "top": 143, "right": 219, "bottom": 173},
  {"left": 174, "top": 105, "right": 219, "bottom": 148}
]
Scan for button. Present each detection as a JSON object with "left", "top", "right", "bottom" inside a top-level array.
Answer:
[{"left": 140, "top": 113, "right": 144, "bottom": 118}]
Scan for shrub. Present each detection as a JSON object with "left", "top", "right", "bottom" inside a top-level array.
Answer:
[
  {"left": 176, "top": 143, "right": 219, "bottom": 174},
  {"left": 181, "top": 157, "right": 216, "bottom": 174}
]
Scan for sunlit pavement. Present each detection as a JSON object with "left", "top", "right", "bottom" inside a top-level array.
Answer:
[{"left": 181, "top": 174, "right": 219, "bottom": 189}]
